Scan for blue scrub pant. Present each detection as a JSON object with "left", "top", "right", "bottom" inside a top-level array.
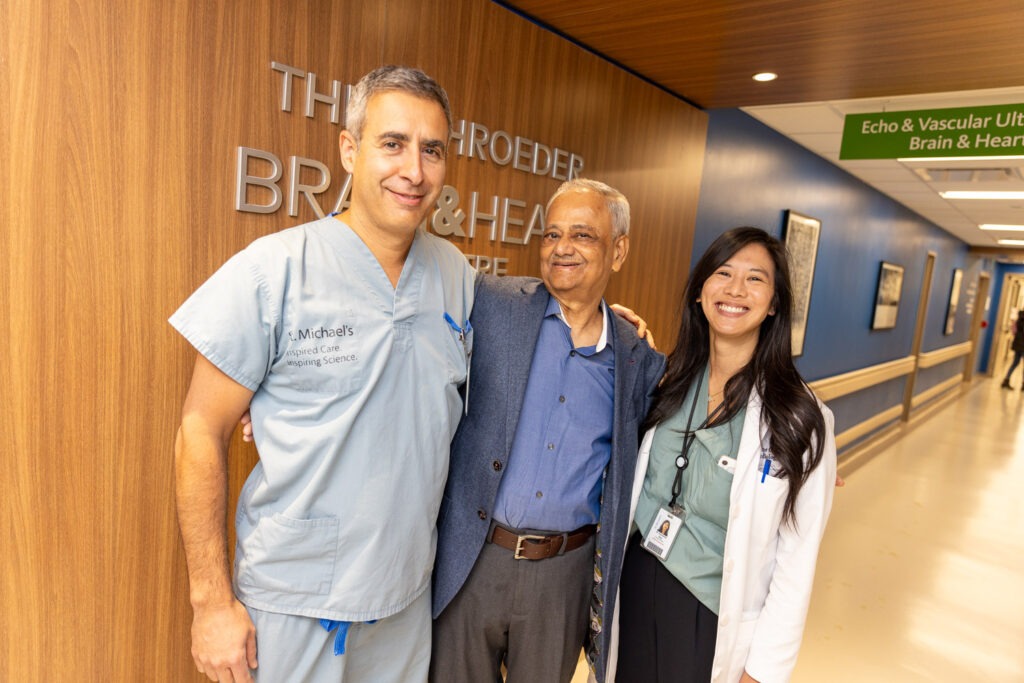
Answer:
[{"left": 247, "top": 588, "right": 431, "bottom": 683}]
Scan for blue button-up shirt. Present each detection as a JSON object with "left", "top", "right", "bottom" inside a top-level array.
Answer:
[{"left": 493, "top": 296, "right": 615, "bottom": 532}]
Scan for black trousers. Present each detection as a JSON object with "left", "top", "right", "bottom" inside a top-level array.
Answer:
[{"left": 615, "top": 534, "right": 718, "bottom": 683}]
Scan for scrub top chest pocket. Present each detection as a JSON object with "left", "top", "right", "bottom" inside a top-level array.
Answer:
[
  {"left": 684, "top": 443, "right": 735, "bottom": 530},
  {"left": 442, "top": 312, "right": 473, "bottom": 385}
]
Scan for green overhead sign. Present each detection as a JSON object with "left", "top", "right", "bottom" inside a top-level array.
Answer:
[{"left": 840, "top": 104, "right": 1024, "bottom": 159}]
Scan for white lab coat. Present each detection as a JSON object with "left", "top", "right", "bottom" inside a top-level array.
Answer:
[{"left": 601, "top": 391, "right": 837, "bottom": 683}]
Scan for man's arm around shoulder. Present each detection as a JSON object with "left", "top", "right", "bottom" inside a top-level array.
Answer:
[
  {"left": 174, "top": 354, "right": 258, "bottom": 682},
  {"left": 642, "top": 340, "right": 666, "bottom": 395},
  {"left": 612, "top": 311, "right": 665, "bottom": 392}
]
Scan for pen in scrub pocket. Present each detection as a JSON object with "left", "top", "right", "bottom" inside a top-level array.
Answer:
[
  {"left": 443, "top": 312, "right": 472, "bottom": 414},
  {"left": 761, "top": 456, "right": 771, "bottom": 483},
  {"left": 443, "top": 312, "right": 471, "bottom": 341}
]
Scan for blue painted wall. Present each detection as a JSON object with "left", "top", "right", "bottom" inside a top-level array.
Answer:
[{"left": 692, "top": 109, "right": 976, "bottom": 440}]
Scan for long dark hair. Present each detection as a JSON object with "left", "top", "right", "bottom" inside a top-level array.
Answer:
[{"left": 644, "top": 227, "right": 826, "bottom": 523}]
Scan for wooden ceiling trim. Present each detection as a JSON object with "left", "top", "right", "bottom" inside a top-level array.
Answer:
[{"left": 501, "top": 0, "right": 1024, "bottom": 108}]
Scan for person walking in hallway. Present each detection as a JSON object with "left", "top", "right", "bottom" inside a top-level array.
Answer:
[{"left": 1000, "top": 308, "right": 1024, "bottom": 390}]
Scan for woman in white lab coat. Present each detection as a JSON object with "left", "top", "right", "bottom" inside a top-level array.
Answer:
[{"left": 609, "top": 227, "right": 836, "bottom": 683}]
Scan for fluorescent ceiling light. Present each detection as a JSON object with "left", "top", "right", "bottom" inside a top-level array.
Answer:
[
  {"left": 940, "top": 191, "right": 1024, "bottom": 199},
  {"left": 980, "top": 224, "right": 1024, "bottom": 231},
  {"left": 997, "top": 239, "right": 1024, "bottom": 246},
  {"left": 752, "top": 72, "right": 777, "bottom": 82},
  {"left": 899, "top": 155, "right": 1024, "bottom": 162}
]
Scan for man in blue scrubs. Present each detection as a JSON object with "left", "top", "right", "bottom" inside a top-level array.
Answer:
[
  {"left": 170, "top": 66, "right": 474, "bottom": 683},
  {"left": 430, "top": 179, "right": 665, "bottom": 683}
]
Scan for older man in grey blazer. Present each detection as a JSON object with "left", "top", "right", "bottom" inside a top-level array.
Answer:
[{"left": 430, "top": 179, "right": 665, "bottom": 683}]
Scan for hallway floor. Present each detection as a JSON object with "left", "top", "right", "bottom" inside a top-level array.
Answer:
[
  {"left": 573, "top": 376, "right": 1024, "bottom": 682},
  {"left": 792, "top": 376, "right": 1024, "bottom": 682}
]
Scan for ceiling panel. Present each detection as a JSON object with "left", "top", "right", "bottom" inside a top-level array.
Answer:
[
  {"left": 500, "top": 1, "right": 1024, "bottom": 255},
  {"left": 501, "top": 1, "right": 1024, "bottom": 108}
]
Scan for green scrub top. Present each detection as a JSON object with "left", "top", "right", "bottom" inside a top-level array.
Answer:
[{"left": 634, "top": 365, "right": 745, "bottom": 614}]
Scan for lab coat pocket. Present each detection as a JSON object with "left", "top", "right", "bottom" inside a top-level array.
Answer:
[
  {"left": 239, "top": 513, "right": 339, "bottom": 596},
  {"left": 734, "top": 610, "right": 760, "bottom": 660},
  {"left": 751, "top": 472, "right": 787, "bottom": 535}
]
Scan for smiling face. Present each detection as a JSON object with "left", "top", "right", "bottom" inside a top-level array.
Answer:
[
  {"left": 338, "top": 90, "right": 449, "bottom": 242},
  {"left": 539, "top": 190, "right": 629, "bottom": 307},
  {"left": 700, "top": 242, "right": 777, "bottom": 350}
]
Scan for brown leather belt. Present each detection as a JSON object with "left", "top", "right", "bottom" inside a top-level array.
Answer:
[{"left": 489, "top": 524, "right": 597, "bottom": 560}]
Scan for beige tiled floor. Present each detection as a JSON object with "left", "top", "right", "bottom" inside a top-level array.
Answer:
[
  {"left": 793, "top": 377, "right": 1024, "bottom": 682},
  {"left": 573, "top": 376, "right": 1024, "bottom": 682}
]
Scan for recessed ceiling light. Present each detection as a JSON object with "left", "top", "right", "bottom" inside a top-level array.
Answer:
[
  {"left": 980, "top": 224, "right": 1024, "bottom": 231},
  {"left": 752, "top": 72, "right": 777, "bottom": 82},
  {"left": 941, "top": 191, "right": 1024, "bottom": 200},
  {"left": 997, "top": 239, "right": 1024, "bottom": 246}
]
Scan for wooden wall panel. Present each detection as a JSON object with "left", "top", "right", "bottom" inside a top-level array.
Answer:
[
  {"left": 383, "top": 0, "right": 705, "bottom": 343},
  {"left": 1, "top": 0, "right": 706, "bottom": 680}
]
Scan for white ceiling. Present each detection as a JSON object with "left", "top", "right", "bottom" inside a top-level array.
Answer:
[{"left": 743, "top": 87, "right": 1024, "bottom": 255}]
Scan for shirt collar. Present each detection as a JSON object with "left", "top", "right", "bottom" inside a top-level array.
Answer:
[{"left": 546, "top": 297, "right": 610, "bottom": 352}]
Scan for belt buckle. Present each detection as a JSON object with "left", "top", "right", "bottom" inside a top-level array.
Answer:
[{"left": 513, "top": 534, "right": 546, "bottom": 560}]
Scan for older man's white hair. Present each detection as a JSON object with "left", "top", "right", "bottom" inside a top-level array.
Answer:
[{"left": 546, "top": 178, "right": 630, "bottom": 237}]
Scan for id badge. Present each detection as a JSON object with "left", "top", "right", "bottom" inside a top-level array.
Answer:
[{"left": 642, "top": 507, "right": 683, "bottom": 560}]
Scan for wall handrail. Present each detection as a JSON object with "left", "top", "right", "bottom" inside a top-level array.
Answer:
[
  {"left": 917, "top": 341, "right": 972, "bottom": 369},
  {"left": 834, "top": 405, "right": 904, "bottom": 449},
  {"left": 910, "top": 374, "right": 963, "bottom": 408},
  {"left": 808, "top": 355, "right": 916, "bottom": 402}
]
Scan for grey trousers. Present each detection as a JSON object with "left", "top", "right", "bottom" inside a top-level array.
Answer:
[{"left": 430, "top": 534, "right": 595, "bottom": 683}]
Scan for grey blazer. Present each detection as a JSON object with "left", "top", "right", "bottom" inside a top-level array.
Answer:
[{"left": 432, "top": 274, "right": 664, "bottom": 681}]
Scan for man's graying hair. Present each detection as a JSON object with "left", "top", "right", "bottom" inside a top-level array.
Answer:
[
  {"left": 345, "top": 65, "right": 453, "bottom": 144},
  {"left": 546, "top": 178, "right": 631, "bottom": 237}
]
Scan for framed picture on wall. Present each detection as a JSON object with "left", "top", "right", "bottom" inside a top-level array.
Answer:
[
  {"left": 871, "top": 261, "right": 905, "bottom": 330},
  {"left": 944, "top": 268, "right": 963, "bottom": 335},
  {"left": 782, "top": 210, "right": 821, "bottom": 356}
]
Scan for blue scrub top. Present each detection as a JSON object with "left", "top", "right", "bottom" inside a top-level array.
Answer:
[{"left": 170, "top": 217, "right": 475, "bottom": 621}]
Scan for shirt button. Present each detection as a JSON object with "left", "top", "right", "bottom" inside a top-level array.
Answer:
[
  {"left": 559, "top": 395, "right": 566, "bottom": 403},
  {"left": 492, "top": 460, "right": 503, "bottom": 471},
  {"left": 535, "top": 491, "right": 543, "bottom": 499},
  {"left": 477, "top": 509, "right": 488, "bottom": 520},
  {"left": 570, "top": 350, "right": 577, "bottom": 357},
  {"left": 547, "top": 443, "right": 555, "bottom": 450}
]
